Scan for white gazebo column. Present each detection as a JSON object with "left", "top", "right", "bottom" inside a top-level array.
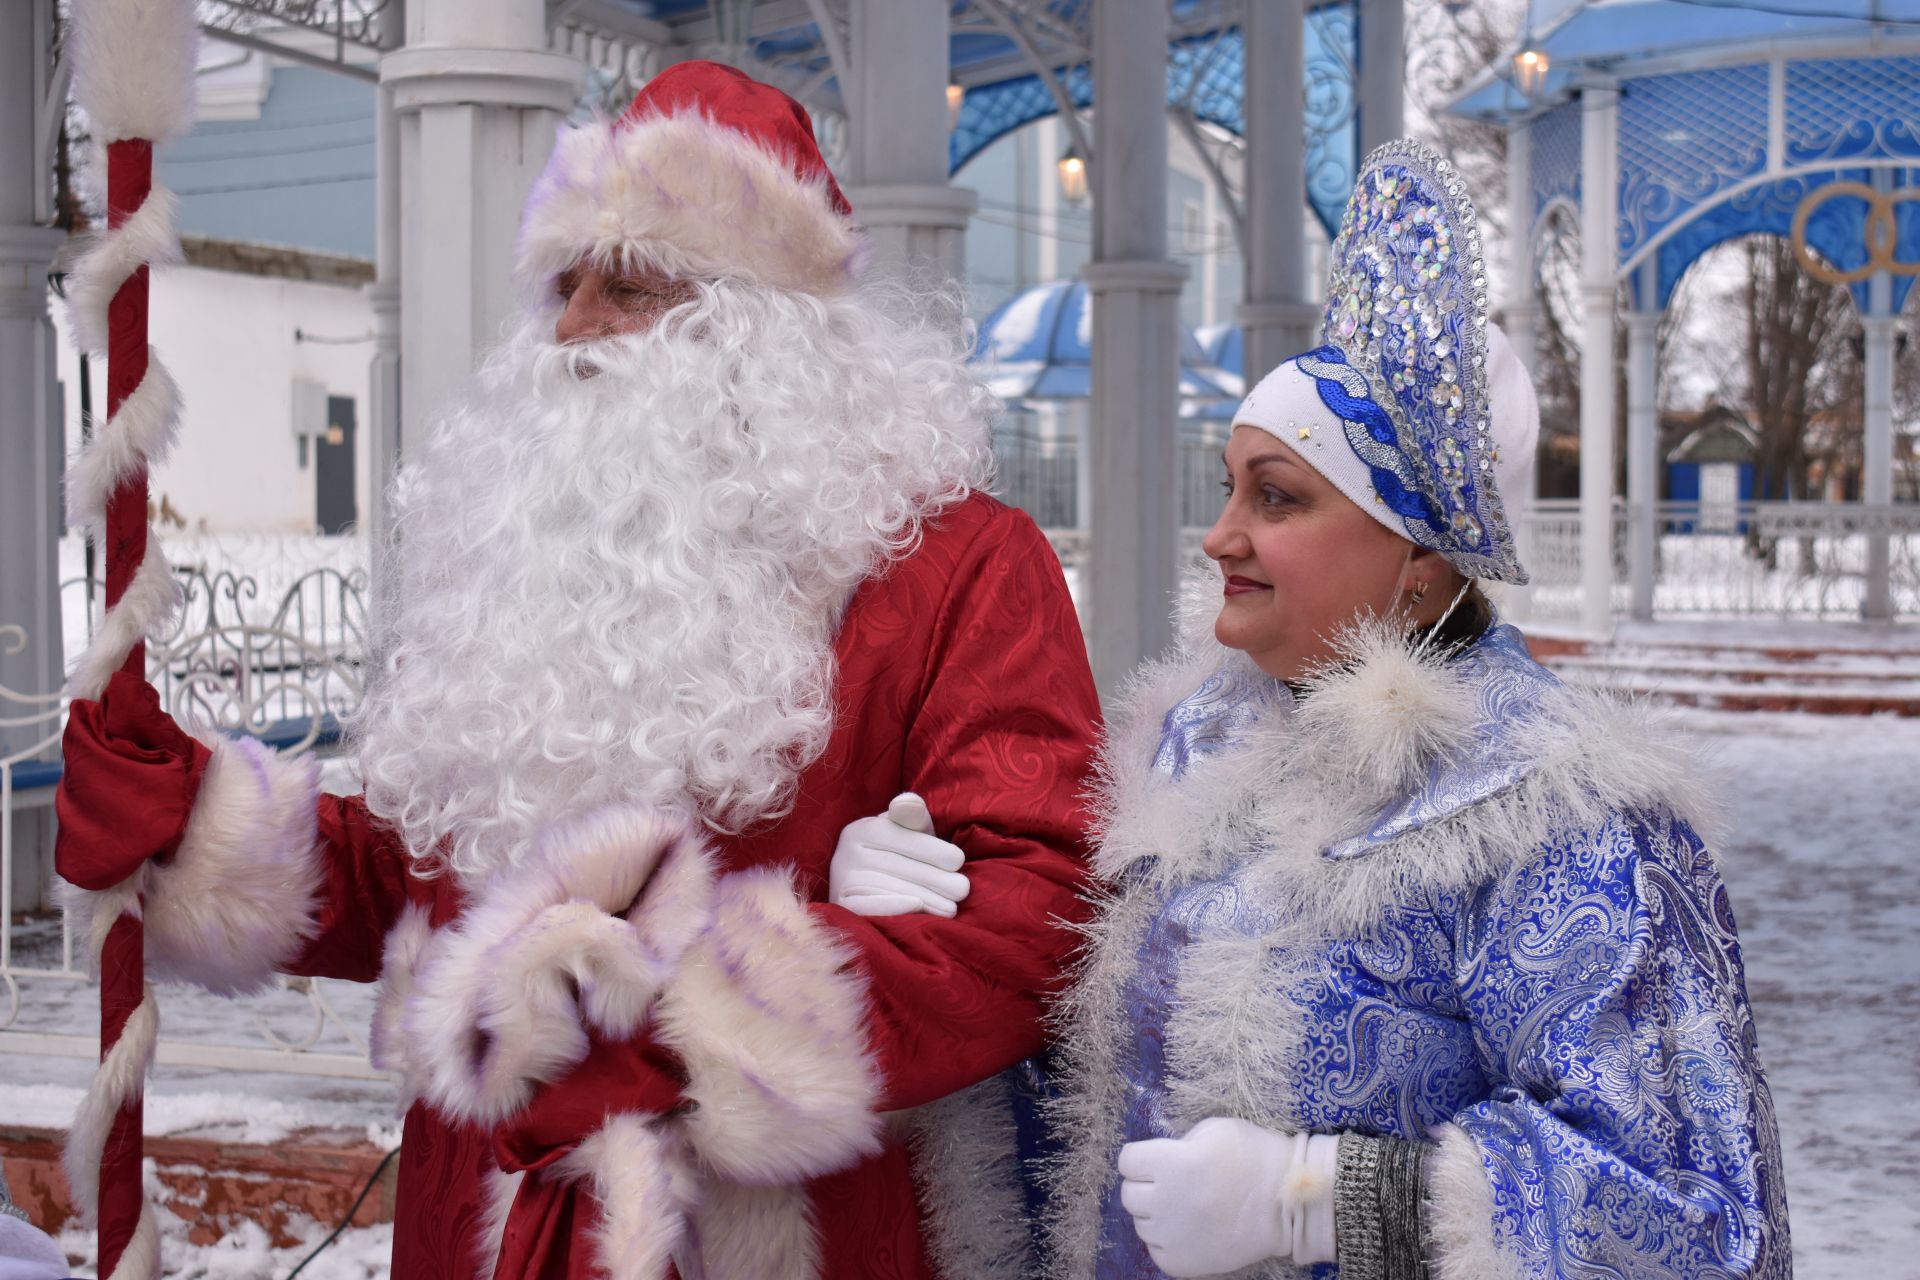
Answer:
[
  {"left": 1084, "top": 0, "right": 1187, "bottom": 694},
  {"left": 1503, "top": 118, "right": 1539, "bottom": 371},
  {"left": 1357, "top": 0, "right": 1405, "bottom": 153},
  {"left": 1578, "top": 84, "right": 1619, "bottom": 635},
  {"left": 0, "top": 3, "right": 65, "bottom": 909},
  {"left": 366, "top": 1, "right": 403, "bottom": 619},
  {"left": 1237, "top": 0, "right": 1318, "bottom": 383},
  {"left": 382, "top": 0, "right": 580, "bottom": 439},
  {"left": 1862, "top": 271, "right": 1895, "bottom": 622},
  {"left": 842, "top": 0, "right": 975, "bottom": 287},
  {"left": 1625, "top": 302, "right": 1660, "bottom": 621},
  {"left": 0, "top": 6, "right": 65, "bottom": 726},
  {"left": 1500, "top": 117, "right": 1540, "bottom": 621}
]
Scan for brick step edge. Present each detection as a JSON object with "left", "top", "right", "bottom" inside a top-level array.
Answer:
[{"left": 1, "top": 1123, "right": 397, "bottom": 1249}]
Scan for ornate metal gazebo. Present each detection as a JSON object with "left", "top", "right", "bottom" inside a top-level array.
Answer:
[{"left": 1451, "top": 0, "right": 1920, "bottom": 629}]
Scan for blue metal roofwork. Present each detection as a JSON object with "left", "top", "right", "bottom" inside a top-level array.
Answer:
[
  {"left": 616, "top": 0, "right": 1361, "bottom": 237},
  {"left": 1452, "top": 0, "right": 1920, "bottom": 118},
  {"left": 1449, "top": 1, "right": 1920, "bottom": 313},
  {"left": 948, "top": 10, "right": 1358, "bottom": 236},
  {"left": 970, "top": 278, "right": 1240, "bottom": 403}
]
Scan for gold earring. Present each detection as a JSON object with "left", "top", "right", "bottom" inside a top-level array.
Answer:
[{"left": 1410, "top": 582, "right": 1428, "bottom": 606}]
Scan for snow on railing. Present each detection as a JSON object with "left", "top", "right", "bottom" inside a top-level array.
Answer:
[{"left": 3, "top": 546, "right": 380, "bottom": 1080}]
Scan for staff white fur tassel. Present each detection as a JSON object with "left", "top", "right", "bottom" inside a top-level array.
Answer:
[{"left": 60, "top": 1, "right": 198, "bottom": 1275}]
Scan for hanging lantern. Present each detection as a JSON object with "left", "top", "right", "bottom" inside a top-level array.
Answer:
[
  {"left": 946, "top": 81, "right": 965, "bottom": 131},
  {"left": 1513, "top": 46, "right": 1550, "bottom": 96},
  {"left": 1057, "top": 144, "right": 1088, "bottom": 205}
]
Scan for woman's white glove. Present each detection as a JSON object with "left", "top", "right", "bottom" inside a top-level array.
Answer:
[
  {"left": 1117, "top": 1116, "right": 1339, "bottom": 1277},
  {"left": 828, "top": 792, "right": 970, "bottom": 918}
]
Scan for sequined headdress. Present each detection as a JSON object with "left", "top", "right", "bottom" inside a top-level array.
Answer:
[{"left": 1233, "top": 138, "right": 1531, "bottom": 584}]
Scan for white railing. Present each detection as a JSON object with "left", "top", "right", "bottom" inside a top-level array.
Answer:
[
  {"left": 4, "top": 538, "right": 379, "bottom": 1080},
  {"left": 1518, "top": 500, "right": 1920, "bottom": 622}
]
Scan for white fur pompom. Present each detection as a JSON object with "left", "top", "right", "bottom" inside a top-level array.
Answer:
[
  {"left": 1293, "top": 617, "right": 1477, "bottom": 795},
  {"left": 71, "top": 0, "right": 199, "bottom": 144}
]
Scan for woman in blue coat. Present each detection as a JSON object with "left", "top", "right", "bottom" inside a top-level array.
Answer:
[
  {"left": 834, "top": 139, "right": 1789, "bottom": 1279},
  {"left": 1036, "top": 139, "right": 1790, "bottom": 1280}
]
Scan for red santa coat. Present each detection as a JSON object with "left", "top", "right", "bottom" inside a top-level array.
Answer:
[{"left": 138, "top": 493, "right": 1097, "bottom": 1278}]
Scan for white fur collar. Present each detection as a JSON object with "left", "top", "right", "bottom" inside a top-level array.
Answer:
[{"left": 1091, "top": 583, "right": 1717, "bottom": 920}]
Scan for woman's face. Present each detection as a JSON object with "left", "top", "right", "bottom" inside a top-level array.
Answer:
[{"left": 1202, "top": 424, "right": 1426, "bottom": 680}]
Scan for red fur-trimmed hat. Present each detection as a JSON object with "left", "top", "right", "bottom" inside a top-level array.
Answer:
[{"left": 517, "top": 61, "right": 863, "bottom": 298}]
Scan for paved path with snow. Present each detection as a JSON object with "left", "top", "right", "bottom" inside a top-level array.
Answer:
[{"left": 1683, "top": 708, "right": 1920, "bottom": 1277}]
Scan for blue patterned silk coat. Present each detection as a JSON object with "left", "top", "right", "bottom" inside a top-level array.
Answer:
[{"left": 1048, "top": 621, "right": 1789, "bottom": 1280}]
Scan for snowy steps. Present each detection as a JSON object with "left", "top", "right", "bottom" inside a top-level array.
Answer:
[{"left": 1525, "top": 632, "right": 1920, "bottom": 716}]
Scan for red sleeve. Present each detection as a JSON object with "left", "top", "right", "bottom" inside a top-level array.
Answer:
[
  {"left": 279, "top": 792, "right": 423, "bottom": 984},
  {"left": 823, "top": 508, "right": 1100, "bottom": 1109}
]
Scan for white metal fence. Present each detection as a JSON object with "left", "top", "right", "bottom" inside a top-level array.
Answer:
[
  {"left": 3, "top": 535, "right": 378, "bottom": 1079},
  {"left": 1517, "top": 500, "right": 1920, "bottom": 622}
]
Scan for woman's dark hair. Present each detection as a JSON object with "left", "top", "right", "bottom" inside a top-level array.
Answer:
[{"left": 1413, "top": 580, "right": 1495, "bottom": 652}]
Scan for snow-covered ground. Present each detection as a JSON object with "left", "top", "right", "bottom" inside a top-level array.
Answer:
[
  {"left": 1686, "top": 707, "right": 1920, "bottom": 1273},
  {"left": 4, "top": 704, "right": 1914, "bottom": 1276}
]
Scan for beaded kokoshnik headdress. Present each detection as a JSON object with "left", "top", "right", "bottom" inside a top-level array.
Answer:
[{"left": 1233, "top": 138, "right": 1532, "bottom": 585}]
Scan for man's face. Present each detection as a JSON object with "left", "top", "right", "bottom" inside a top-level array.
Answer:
[{"left": 553, "top": 262, "right": 699, "bottom": 344}]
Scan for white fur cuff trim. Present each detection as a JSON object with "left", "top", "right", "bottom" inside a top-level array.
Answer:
[
  {"left": 517, "top": 110, "right": 863, "bottom": 298},
  {"left": 657, "top": 866, "right": 885, "bottom": 1185},
  {"left": 405, "top": 807, "right": 713, "bottom": 1127},
  {"left": 1425, "top": 1123, "right": 1526, "bottom": 1280},
  {"left": 139, "top": 735, "right": 323, "bottom": 994},
  {"left": 369, "top": 902, "right": 434, "bottom": 1099}
]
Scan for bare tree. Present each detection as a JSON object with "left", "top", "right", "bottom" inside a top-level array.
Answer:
[{"left": 1738, "top": 237, "right": 1854, "bottom": 500}]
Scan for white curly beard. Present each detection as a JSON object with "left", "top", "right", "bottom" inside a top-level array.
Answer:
[{"left": 350, "top": 282, "right": 995, "bottom": 880}]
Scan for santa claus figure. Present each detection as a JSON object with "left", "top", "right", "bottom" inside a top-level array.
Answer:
[{"left": 57, "top": 61, "right": 1098, "bottom": 1278}]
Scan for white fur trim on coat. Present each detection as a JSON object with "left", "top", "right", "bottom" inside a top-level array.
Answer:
[
  {"left": 404, "top": 806, "right": 714, "bottom": 1127},
  {"left": 1426, "top": 1123, "right": 1527, "bottom": 1280},
  {"left": 70, "top": 0, "right": 198, "bottom": 144},
  {"left": 126, "top": 734, "right": 323, "bottom": 995},
  {"left": 907, "top": 1073, "right": 1036, "bottom": 1280},
  {"left": 691, "top": 1180, "right": 822, "bottom": 1280},
  {"left": 655, "top": 865, "right": 885, "bottom": 1185},
  {"left": 552, "top": 1113, "right": 700, "bottom": 1280},
  {"left": 517, "top": 110, "right": 863, "bottom": 298},
  {"left": 474, "top": 1166, "right": 524, "bottom": 1280}
]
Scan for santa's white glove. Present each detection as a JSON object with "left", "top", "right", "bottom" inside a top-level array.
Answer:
[
  {"left": 828, "top": 792, "right": 970, "bottom": 918},
  {"left": 1117, "top": 1116, "right": 1339, "bottom": 1277}
]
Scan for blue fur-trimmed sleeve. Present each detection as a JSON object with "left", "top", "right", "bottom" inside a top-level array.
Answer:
[{"left": 1442, "top": 810, "right": 1791, "bottom": 1278}]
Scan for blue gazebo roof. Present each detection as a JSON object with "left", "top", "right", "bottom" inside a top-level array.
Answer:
[
  {"left": 1451, "top": 0, "right": 1920, "bottom": 119},
  {"left": 617, "top": 1, "right": 1363, "bottom": 236},
  {"left": 1448, "top": 0, "right": 1920, "bottom": 315},
  {"left": 971, "top": 279, "right": 1239, "bottom": 404}
]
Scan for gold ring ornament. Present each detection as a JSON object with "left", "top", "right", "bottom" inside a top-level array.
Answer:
[{"left": 1790, "top": 182, "right": 1920, "bottom": 285}]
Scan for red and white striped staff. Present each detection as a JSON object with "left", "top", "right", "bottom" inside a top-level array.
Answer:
[{"left": 59, "top": 1, "right": 198, "bottom": 1274}]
